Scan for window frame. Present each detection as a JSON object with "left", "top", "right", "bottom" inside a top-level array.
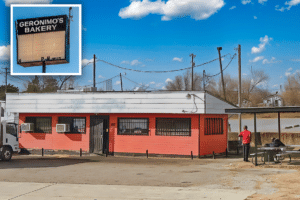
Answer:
[
  {"left": 58, "top": 117, "right": 86, "bottom": 134},
  {"left": 204, "top": 118, "right": 224, "bottom": 135},
  {"left": 25, "top": 117, "right": 52, "bottom": 133},
  {"left": 118, "top": 118, "right": 149, "bottom": 136},
  {"left": 155, "top": 118, "right": 191, "bottom": 136}
]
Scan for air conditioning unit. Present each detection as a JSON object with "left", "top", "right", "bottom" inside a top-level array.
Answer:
[
  {"left": 21, "top": 123, "right": 34, "bottom": 132},
  {"left": 56, "top": 124, "right": 70, "bottom": 133}
]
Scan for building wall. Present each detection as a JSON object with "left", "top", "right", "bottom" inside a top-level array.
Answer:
[
  {"left": 19, "top": 113, "right": 228, "bottom": 156},
  {"left": 19, "top": 113, "right": 90, "bottom": 152},
  {"left": 109, "top": 113, "right": 200, "bottom": 156},
  {"left": 199, "top": 114, "right": 228, "bottom": 155}
]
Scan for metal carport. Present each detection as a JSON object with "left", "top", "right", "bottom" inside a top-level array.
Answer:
[{"left": 225, "top": 106, "right": 300, "bottom": 166}]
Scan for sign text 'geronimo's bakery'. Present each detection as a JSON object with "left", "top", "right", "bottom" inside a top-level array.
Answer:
[{"left": 17, "top": 15, "right": 67, "bottom": 35}]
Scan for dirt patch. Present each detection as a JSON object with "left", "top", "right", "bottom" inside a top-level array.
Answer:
[
  {"left": 225, "top": 160, "right": 300, "bottom": 199},
  {"left": 248, "top": 170, "right": 300, "bottom": 200},
  {"left": 1, "top": 155, "right": 299, "bottom": 199}
]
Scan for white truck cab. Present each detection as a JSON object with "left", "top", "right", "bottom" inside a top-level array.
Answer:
[
  {"left": 0, "top": 122, "right": 19, "bottom": 161},
  {"left": 0, "top": 100, "right": 19, "bottom": 161}
]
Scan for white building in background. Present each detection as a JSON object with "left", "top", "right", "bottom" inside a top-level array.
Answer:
[{"left": 263, "top": 93, "right": 283, "bottom": 107}]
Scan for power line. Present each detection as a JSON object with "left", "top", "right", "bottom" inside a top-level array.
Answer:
[
  {"left": 96, "top": 53, "right": 231, "bottom": 74},
  {"left": 122, "top": 75, "right": 160, "bottom": 91},
  {"left": 83, "top": 74, "right": 120, "bottom": 87},
  {"left": 206, "top": 53, "right": 237, "bottom": 78}
]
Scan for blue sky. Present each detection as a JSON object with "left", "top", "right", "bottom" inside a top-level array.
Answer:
[
  {"left": 0, "top": 0, "right": 300, "bottom": 92},
  {"left": 11, "top": 5, "right": 81, "bottom": 75}
]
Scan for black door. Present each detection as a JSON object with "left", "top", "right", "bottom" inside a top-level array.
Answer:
[{"left": 90, "top": 116, "right": 109, "bottom": 154}]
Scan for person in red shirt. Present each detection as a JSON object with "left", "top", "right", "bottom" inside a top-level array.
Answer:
[{"left": 239, "top": 125, "right": 251, "bottom": 162}]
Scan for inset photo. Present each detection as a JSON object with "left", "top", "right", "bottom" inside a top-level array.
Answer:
[{"left": 10, "top": 4, "right": 81, "bottom": 75}]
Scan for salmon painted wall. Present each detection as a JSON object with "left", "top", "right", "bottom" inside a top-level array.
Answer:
[
  {"left": 199, "top": 114, "right": 228, "bottom": 155},
  {"left": 109, "top": 113, "right": 200, "bottom": 156},
  {"left": 19, "top": 113, "right": 228, "bottom": 156},
  {"left": 19, "top": 113, "right": 90, "bottom": 152}
]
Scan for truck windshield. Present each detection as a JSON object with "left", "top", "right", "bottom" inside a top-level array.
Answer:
[{"left": 6, "top": 123, "right": 17, "bottom": 137}]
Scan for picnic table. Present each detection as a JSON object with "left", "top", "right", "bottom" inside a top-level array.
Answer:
[{"left": 253, "top": 146, "right": 300, "bottom": 164}]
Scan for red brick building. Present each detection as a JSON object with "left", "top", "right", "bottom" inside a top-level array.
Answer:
[{"left": 6, "top": 91, "right": 235, "bottom": 157}]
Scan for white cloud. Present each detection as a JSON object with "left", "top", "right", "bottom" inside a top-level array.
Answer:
[
  {"left": 258, "top": 0, "right": 267, "bottom": 4},
  {"left": 82, "top": 27, "right": 87, "bottom": 31},
  {"left": 4, "top": 0, "right": 53, "bottom": 6},
  {"left": 272, "top": 84, "right": 278, "bottom": 88},
  {"left": 0, "top": 45, "right": 10, "bottom": 60},
  {"left": 121, "top": 60, "right": 130, "bottom": 64},
  {"left": 280, "top": 76, "right": 283, "bottom": 79},
  {"left": 115, "top": 81, "right": 121, "bottom": 85},
  {"left": 229, "top": 6, "right": 236, "bottom": 10},
  {"left": 82, "top": 58, "right": 93, "bottom": 66},
  {"left": 119, "top": 0, "right": 225, "bottom": 21},
  {"left": 275, "top": 5, "right": 285, "bottom": 12},
  {"left": 262, "top": 57, "right": 281, "bottom": 64},
  {"left": 98, "top": 75, "right": 105, "bottom": 79},
  {"left": 121, "top": 60, "right": 142, "bottom": 66},
  {"left": 251, "top": 35, "right": 273, "bottom": 54},
  {"left": 254, "top": 16, "right": 257, "bottom": 19},
  {"left": 243, "top": 73, "right": 247, "bottom": 76},
  {"left": 156, "top": 83, "right": 163, "bottom": 87},
  {"left": 291, "top": 59, "right": 300, "bottom": 62},
  {"left": 173, "top": 57, "right": 183, "bottom": 62},
  {"left": 88, "top": 80, "right": 92, "bottom": 83},
  {"left": 241, "top": 0, "right": 251, "bottom": 5},
  {"left": 162, "top": 86, "right": 167, "bottom": 90},
  {"left": 249, "top": 56, "right": 264, "bottom": 62},
  {"left": 131, "top": 59, "right": 142, "bottom": 66},
  {"left": 150, "top": 81, "right": 155, "bottom": 84},
  {"left": 276, "top": 0, "right": 300, "bottom": 12},
  {"left": 165, "top": 78, "right": 173, "bottom": 83},
  {"left": 257, "top": 80, "right": 268, "bottom": 88},
  {"left": 285, "top": 68, "right": 293, "bottom": 76}
]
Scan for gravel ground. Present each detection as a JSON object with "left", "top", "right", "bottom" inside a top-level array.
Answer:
[{"left": 0, "top": 154, "right": 299, "bottom": 199}]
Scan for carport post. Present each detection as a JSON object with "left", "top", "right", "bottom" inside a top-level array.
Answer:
[
  {"left": 254, "top": 113, "right": 258, "bottom": 166},
  {"left": 278, "top": 112, "right": 281, "bottom": 141}
]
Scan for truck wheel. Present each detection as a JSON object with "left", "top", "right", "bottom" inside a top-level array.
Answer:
[{"left": 1, "top": 147, "right": 12, "bottom": 161}]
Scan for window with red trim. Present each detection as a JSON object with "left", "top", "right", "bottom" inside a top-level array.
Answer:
[{"left": 204, "top": 118, "right": 223, "bottom": 135}]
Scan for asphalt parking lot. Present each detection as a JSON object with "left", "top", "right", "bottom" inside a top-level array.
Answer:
[{"left": 0, "top": 154, "right": 299, "bottom": 199}]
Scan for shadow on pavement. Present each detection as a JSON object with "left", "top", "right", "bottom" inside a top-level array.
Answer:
[{"left": 0, "top": 156, "right": 90, "bottom": 169}]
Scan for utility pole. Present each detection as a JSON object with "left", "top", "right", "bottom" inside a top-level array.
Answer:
[
  {"left": 203, "top": 70, "right": 206, "bottom": 91},
  {"left": 42, "top": 60, "right": 46, "bottom": 73},
  {"left": 68, "top": 7, "right": 73, "bottom": 45},
  {"left": 238, "top": 44, "right": 242, "bottom": 134},
  {"left": 189, "top": 54, "right": 196, "bottom": 91},
  {"left": 4, "top": 67, "right": 8, "bottom": 93},
  {"left": 93, "top": 54, "right": 96, "bottom": 88},
  {"left": 120, "top": 73, "right": 123, "bottom": 91},
  {"left": 217, "top": 47, "right": 226, "bottom": 100}
]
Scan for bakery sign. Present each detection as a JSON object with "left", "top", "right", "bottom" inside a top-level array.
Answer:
[{"left": 16, "top": 15, "right": 70, "bottom": 67}]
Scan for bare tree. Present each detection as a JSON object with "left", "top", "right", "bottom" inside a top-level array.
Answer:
[
  {"left": 282, "top": 72, "right": 300, "bottom": 106},
  {"left": 241, "top": 68, "right": 270, "bottom": 106},
  {"left": 166, "top": 71, "right": 203, "bottom": 91},
  {"left": 210, "top": 74, "right": 238, "bottom": 104}
]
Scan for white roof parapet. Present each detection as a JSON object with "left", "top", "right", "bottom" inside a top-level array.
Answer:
[{"left": 6, "top": 91, "right": 234, "bottom": 114}]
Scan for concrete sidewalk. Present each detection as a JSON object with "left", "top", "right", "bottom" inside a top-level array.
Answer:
[{"left": 0, "top": 181, "right": 255, "bottom": 200}]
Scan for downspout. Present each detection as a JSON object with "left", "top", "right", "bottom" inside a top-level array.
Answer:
[
  {"left": 204, "top": 91, "right": 206, "bottom": 114},
  {"left": 199, "top": 91, "right": 206, "bottom": 157},
  {"left": 198, "top": 114, "right": 200, "bottom": 158}
]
